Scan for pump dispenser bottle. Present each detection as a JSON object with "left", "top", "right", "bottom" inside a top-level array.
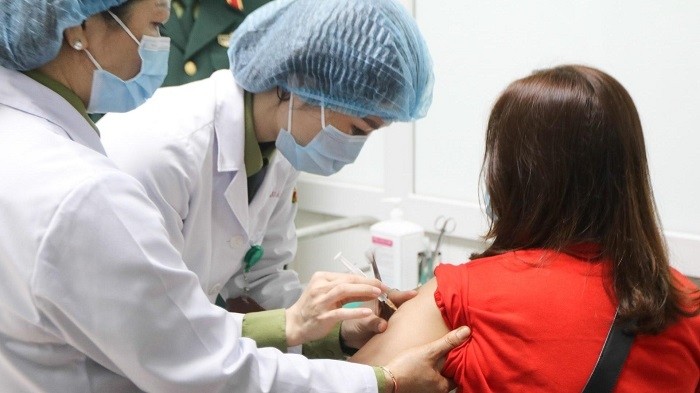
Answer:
[{"left": 369, "top": 203, "right": 424, "bottom": 289}]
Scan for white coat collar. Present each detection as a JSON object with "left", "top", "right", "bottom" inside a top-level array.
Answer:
[
  {"left": 211, "top": 70, "right": 250, "bottom": 237},
  {"left": 0, "top": 67, "right": 106, "bottom": 155},
  {"left": 211, "top": 70, "right": 245, "bottom": 173}
]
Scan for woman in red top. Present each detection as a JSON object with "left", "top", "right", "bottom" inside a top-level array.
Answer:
[{"left": 351, "top": 65, "right": 700, "bottom": 392}]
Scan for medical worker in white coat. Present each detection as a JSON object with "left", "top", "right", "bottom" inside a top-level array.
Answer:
[
  {"left": 0, "top": 0, "right": 470, "bottom": 392},
  {"left": 99, "top": 0, "right": 433, "bottom": 333}
]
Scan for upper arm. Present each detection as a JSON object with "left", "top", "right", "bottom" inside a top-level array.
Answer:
[
  {"left": 350, "top": 278, "right": 450, "bottom": 365},
  {"left": 101, "top": 120, "right": 198, "bottom": 252}
]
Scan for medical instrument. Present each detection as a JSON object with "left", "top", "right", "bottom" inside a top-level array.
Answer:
[
  {"left": 418, "top": 250, "right": 440, "bottom": 286},
  {"left": 335, "top": 252, "right": 397, "bottom": 312},
  {"left": 366, "top": 251, "right": 399, "bottom": 319},
  {"left": 368, "top": 252, "right": 383, "bottom": 282},
  {"left": 432, "top": 216, "right": 456, "bottom": 258}
]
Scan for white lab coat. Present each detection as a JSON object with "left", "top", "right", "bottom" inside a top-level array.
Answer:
[
  {"left": 99, "top": 70, "right": 302, "bottom": 309},
  {"left": 0, "top": 66, "right": 377, "bottom": 392}
]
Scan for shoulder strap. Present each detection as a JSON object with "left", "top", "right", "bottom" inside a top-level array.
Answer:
[{"left": 582, "top": 310, "right": 636, "bottom": 393}]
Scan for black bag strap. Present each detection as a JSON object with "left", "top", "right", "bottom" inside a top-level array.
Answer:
[{"left": 582, "top": 309, "right": 636, "bottom": 393}]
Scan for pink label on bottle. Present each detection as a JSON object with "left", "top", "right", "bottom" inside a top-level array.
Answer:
[{"left": 372, "top": 236, "right": 393, "bottom": 247}]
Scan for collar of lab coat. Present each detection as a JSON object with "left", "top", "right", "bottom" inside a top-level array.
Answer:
[
  {"left": 211, "top": 70, "right": 245, "bottom": 174},
  {"left": 0, "top": 67, "right": 106, "bottom": 155},
  {"left": 211, "top": 70, "right": 251, "bottom": 235}
]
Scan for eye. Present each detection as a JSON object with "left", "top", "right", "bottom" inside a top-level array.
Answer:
[{"left": 351, "top": 125, "right": 368, "bottom": 136}]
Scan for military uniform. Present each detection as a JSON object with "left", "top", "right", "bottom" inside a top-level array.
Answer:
[{"left": 163, "top": 0, "right": 273, "bottom": 87}]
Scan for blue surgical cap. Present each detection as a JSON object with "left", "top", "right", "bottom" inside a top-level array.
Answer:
[
  {"left": 0, "top": 0, "right": 127, "bottom": 70},
  {"left": 228, "top": 0, "right": 434, "bottom": 122}
]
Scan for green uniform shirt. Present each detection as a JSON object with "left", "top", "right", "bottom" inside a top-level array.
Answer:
[
  {"left": 242, "top": 310, "right": 390, "bottom": 393},
  {"left": 162, "top": 0, "right": 273, "bottom": 87},
  {"left": 23, "top": 70, "right": 99, "bottom": 135},
  {"left": 243, "top": 90, "right": 276, "bottom": 177}
]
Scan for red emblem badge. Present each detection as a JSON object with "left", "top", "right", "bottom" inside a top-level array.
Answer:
[{"left": 226, "top": 0, "right": 244, "bottom": 11}]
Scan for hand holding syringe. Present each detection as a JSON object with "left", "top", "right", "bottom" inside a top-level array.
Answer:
[{"left": 335, "top": 252, "right": 398, "bottom": 312}]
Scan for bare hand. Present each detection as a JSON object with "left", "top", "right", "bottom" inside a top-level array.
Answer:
[
  {"left": 386, "top": 288, "right": 419, "bottom": 307},
  {"left": 339, "top": 288, "right": 418, "bottom": 350},
  {"left": 285, "top": 272, "right": 388, "bottom": 347},
  {"left": 383, "top": 326, "right": 471, "bottom": 393}
]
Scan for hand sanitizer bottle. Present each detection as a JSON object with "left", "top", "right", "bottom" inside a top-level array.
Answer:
[{"left": 369, "top": 202, "right": 424, "bottom": 289}]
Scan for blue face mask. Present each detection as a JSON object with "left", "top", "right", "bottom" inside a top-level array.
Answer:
[
  {"left": 84, "top": 11, "right": 170, "bottom": 114},
  {"left": 485, "top": 191, "right": 496, "bottom": 220},
  {"left": 275, "top": 94, "right": 368, "bottom": 176}
]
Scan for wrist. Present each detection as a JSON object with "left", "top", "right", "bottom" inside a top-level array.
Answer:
[
  {"left": 339, "top": 321, "right": 359, "bottom": 356},
  {"left": 284, "top": 308, "right": 303, "bottom": 347},
  {"left": 379, "top": 366, "right": 398, "bottom": 393}
]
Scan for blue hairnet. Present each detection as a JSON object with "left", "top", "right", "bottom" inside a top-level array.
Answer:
[
  {"left": 0, "top": 0, "right": 127, "bottom": 70},
  {"left": 228, "top": 0, "right": 434, "bottom": 122}
]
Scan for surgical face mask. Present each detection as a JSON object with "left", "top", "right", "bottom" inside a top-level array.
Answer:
[
  {"left": 275, "top": 94, "right": 368, "bottom": 176},
  {"left": 485, "top": 191, "right": 496, "bottom": 220},
  {"left": 84, "top": 11, "right": 170, "bottom": 113}
]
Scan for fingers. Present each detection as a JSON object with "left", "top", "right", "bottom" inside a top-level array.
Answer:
[
  {"left": 374, "top": 317, "right": 388, "bottom": 333},
  {"left": 426, "top": 326, "right": 471, "bottom": 358},
  {"left": 323, "top": 283, "right": 382, "bottom": 306},
  {"left": 387, "top": 288, "right": 418, "bottom": 307}
]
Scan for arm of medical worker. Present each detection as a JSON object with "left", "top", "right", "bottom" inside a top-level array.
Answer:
[
  {"left": 32, "top": 170, "right": 470, "bottom": 392},
  {"left": 31, "top": 171, "right": 382, "bottom": 392}
]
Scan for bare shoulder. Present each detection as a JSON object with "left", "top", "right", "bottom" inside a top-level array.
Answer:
[{"left": 350, "top": 278, "right": 451, "bottom": 365}]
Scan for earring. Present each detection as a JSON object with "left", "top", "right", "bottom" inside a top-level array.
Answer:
[{"left": 72, "top": 40, "right": 84, "bottom": 51}]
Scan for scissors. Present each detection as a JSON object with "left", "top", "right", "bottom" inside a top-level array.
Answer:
[{"left": 433, "top": 216, "right": 456, "bottom": 257}]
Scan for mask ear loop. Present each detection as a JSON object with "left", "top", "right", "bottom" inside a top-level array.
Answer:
[
  {"left": 82, "top": 10, "right": 141, "bottom": 71},
  {"left": 321, "top": 102, "right": 326, "bottom": 128},
  {"left": 287, "top": 93, "right": 295, "bottom": 135},
  {"left": 107, "top": 10, "right": 141, "bottom": 45},
  {"left": 83, "top": 49, "right": 103, "bottom": 70}
]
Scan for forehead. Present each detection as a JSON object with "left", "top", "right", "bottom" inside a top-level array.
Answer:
[
  {"left": 327, "top": 110, "right": 387, "bottom": 129},
  {"left": 129, "top": 0, "right": 170, "bottom": 13}
]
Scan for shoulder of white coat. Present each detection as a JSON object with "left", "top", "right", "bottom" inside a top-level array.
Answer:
[
  {"left": 99, "top": 80, "right": 220, "bottom": 182},
  {"left": 269, "top": 151, "right": 300, "bottom": 183},
  {"left": 98, "top": 76, "right": 218, "bottom": 142}
]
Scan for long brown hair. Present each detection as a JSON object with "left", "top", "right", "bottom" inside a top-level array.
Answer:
[{"left": 473, "top": 65, "right": 699, "bottom": 333}]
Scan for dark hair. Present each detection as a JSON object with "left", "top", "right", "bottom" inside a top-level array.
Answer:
[
  {"left": 100, "top": 0, "right": 139, "bottom": 24},
  {"left": 473, "top": 64, "right": 699, "bottom": 334}
]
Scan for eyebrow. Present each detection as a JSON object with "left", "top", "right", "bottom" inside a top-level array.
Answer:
[{"left": 362, "top": 117, "right": 383, "bottom": 130}]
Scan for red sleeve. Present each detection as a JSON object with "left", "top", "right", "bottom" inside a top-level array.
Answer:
[{"left": 434, "top": 263, "right": 471, "bottom": 386}]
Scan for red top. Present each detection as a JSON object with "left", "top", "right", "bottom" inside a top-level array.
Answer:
[{"left": 434, "top": 248, "right": 700, "bottom": 392}]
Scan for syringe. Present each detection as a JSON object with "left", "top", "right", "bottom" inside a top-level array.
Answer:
[{"left": 334, "top": 252, "right": 397, "bottom": 311}]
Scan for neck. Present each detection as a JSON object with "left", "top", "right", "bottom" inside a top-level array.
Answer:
[
  {"left": 252, "top": 89, "right": 286, "bottom": 143},
  {"left": 37, "top": 45, "right": 94, "bottom": 108}
]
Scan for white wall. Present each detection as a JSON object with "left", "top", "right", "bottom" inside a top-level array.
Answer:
[
  {"left": 294, "top": 0, "right": 700, "bottom": 279},
  {"left": 291, "top": 211, "right": 485, "bottom": 284}
]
